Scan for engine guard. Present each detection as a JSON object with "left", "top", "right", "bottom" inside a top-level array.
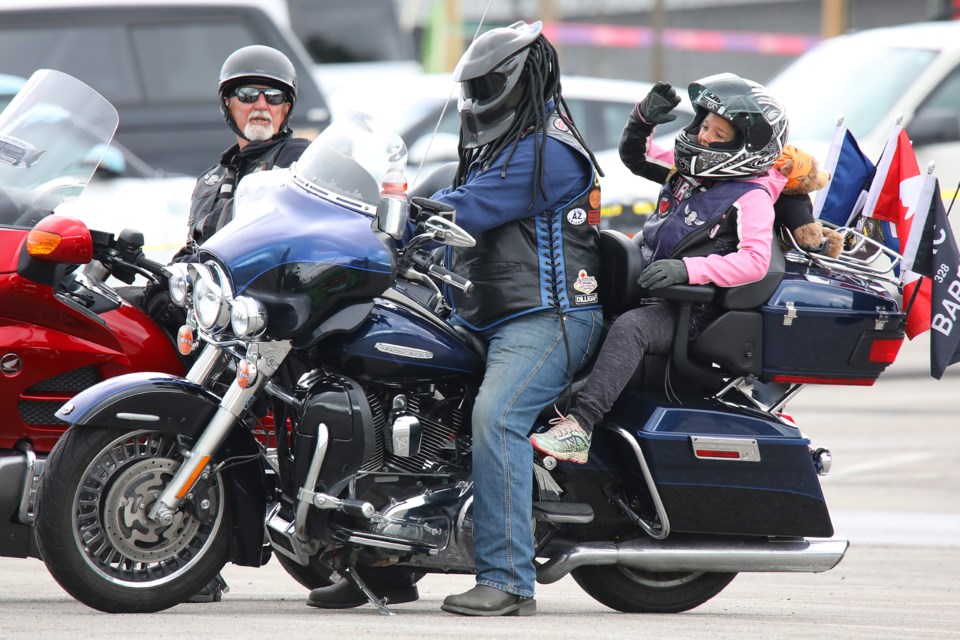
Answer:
[{"left": 56, "top": 371, "right": 221, "bottom": 435}]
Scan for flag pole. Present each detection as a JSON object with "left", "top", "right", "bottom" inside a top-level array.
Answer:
[
  {"left": 902, "top": 175, "right": 960, "bottom": 319},
  {"left": 812, "top": 114, "right": 845, "bottom": 219}
]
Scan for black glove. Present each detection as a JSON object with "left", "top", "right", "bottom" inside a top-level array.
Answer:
[
  {"left": 637, "top": 81, "right": 681, "bottom": 125},
  {"left": 638, "top": 259, "right": 688, "bottom": 290}
]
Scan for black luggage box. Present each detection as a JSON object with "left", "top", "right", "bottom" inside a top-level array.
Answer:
[
  {"left": 621, "top": 402, "right": 834, "bottom": 537},
  {"left": 760, "top": 269, "right": 905, "bottom": 385}
]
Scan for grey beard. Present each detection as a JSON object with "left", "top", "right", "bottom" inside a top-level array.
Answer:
[{"left": 244, "top": 110, "right": 274, "bottom": 141}]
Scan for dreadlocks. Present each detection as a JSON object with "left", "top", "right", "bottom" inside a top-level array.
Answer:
[{"left": 453, "top": 35, "right": 603, "bottom": 210}]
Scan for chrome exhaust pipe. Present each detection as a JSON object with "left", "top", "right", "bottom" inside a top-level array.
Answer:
[{"left": 536, "top": 536, "right": 849, "bottom": 584}]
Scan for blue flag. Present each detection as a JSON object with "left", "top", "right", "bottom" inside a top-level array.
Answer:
[{"left": 813, "top": 127, "right": 876, "bottom": 227}]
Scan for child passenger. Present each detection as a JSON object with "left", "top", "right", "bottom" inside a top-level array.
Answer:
[{"left": 531, "top": 73, "right": 789, "bottom": 463}]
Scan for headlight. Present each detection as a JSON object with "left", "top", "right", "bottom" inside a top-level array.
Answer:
[
  {"left": 230, "top": 296, "right": 267, "bottom": 337},
  {"left": 166, "top": 263, "right": 191, "bottom": 306},
  {"left": 192, "top": 263, "right": 231, "bottom": 331}
]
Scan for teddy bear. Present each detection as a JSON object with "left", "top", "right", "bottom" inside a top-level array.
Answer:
[{"left": 773, "top": 144, "right": 843, "bottom": 258}]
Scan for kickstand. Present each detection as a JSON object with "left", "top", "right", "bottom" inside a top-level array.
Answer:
[{"left": 339, "top": 550, "right": 394, "bottom": 616}]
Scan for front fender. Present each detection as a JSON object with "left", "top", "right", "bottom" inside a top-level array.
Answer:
[
  {"left": 57, "top": 372, "right": 271, "bottom": 567},
  {"left": 57, "top": 372, "right": 220, "bottom": 435}
]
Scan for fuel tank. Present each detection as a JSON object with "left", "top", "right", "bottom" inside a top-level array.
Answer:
[{"left": 321, "top": 289, "right": 484, "bottom": 383}]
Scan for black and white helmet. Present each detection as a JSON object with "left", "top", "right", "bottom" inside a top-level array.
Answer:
[{"left": 674, "top": 73, "right": 788, "bottom": 179}]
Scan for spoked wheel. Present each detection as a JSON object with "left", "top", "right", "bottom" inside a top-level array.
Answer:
[
  {"left": 35, "top": 427, "right": 230, "bottom": 613},
  {"left": 572, "top": 565, "right": 737, "bottom": 613}
]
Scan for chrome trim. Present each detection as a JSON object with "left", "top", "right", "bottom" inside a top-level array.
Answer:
[
  {"left": 116, "top": 412, "right": 160, "bottom": 422},
  {"left": 690, "top": 436, "right": 761, "bottom": 462},
  {"left": 150, "top": 341, "right": 290, "bottom": 522},
  {"left": 291, "top": 172, "right": 376, "bottom": 215},
  {"left": 536, "top": 536, "right": 850, "bottom": 584},
  {"left": 609, "top": 427, "right": 670, "bottom": 539},
  {"left": 185, "top": 343, "right": 224, "bottom": 385},
  {"left": 16, "top": 442, "right": 38, "bottom": 525},
  {"left": 293, "top": 423, "right": 329, "bottom": 562}
]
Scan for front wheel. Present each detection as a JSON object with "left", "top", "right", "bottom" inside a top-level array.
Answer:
[
  {"left": 35, "top": 426, "right": 230, "bottom": 613},
  {"left": 572, "top": 565, "right": 736, "bottom": 613}
]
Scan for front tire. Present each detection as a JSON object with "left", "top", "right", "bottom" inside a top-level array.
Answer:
[
  {"left": 572, "top": 565, "right": 736, "bottom": 613},
  {"left": 35, "top": 426, "right": 230, "bottom": 613}
]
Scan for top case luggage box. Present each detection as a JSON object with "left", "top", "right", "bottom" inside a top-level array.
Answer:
[{"left": 760, "top": 267, "right": 905, "bottom": 385}]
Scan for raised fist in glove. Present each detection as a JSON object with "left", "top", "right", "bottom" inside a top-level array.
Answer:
[
  {"left": 638, "top": 259, "right": 688, "bottom": 290},
  {"left": 637, "top": 81, "right": 681, "bottom": 125}
]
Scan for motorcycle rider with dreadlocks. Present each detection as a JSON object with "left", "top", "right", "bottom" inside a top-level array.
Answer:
[{"left": 305, "top": 20, "right": 604, "bottom": 617}]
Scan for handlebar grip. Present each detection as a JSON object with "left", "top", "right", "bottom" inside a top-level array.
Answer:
[
  {"left": 427, "top": 264, "right": 473, "bottom": 294},
  {"left": 135, "top": 254, "right": 167, "bottom": 277}
]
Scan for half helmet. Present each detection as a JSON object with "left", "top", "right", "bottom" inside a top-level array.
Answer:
[
  {"left": 674, "top": 73, "right": 789, "bottom": 179},
  {"left": 218, "top": 45, "right": 298, "bottom": 137}
]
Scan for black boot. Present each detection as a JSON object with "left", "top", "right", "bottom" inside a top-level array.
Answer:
[
  {"left": 185, "top": 573, "right": 229, "bottom": 603},
  {"left": 441, "top": 585, "right": 536, "bottom": 616},
  {"left": 306, "top": 578, "right": 419, "bottom": 609}
]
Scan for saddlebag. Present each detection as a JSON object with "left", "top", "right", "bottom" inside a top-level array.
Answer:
[
  {"left": 604, "top": 398, "right": 834, "bottom": 538},
  {"left": 760, "top": 267, "right": 905, "bottom": 385}
]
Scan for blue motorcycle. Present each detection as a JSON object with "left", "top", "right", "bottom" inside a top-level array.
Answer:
[{"left": 35, "top": 111, "right": 904, "bottom": 614}]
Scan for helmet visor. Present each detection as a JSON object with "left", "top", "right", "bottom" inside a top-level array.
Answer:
[{"left": 462, "top": 73, "right": 507, "bottom": 103}]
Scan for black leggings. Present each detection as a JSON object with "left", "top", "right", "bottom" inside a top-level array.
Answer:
[{"left": 570, "top": 302, "right": 676, "bottom": 432}]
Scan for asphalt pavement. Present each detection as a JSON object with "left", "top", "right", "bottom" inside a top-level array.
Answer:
[{"left": 0, "top": 329, "right": 956, "bottom": 638}]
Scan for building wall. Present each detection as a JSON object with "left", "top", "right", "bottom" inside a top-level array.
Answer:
[{"left": 409, "top": 0, "right": 952, "bottom": 85}]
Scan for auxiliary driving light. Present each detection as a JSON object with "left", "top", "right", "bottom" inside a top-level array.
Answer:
[{"left": 230, "top": 296, "right": 267, "bottom": 338}]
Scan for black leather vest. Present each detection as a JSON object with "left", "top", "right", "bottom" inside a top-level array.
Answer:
[
  {"left": 449, "top": 117, "right": 602, "bottom": 330},
  {"left": 188, "top": 135, "right": 306, "bottom": 248}
]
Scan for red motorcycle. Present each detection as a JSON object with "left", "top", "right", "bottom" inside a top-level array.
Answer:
[{"left": 0, "top": 69, "right": 184, "bottom": 559}]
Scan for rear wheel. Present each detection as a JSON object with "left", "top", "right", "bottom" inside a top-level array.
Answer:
[
  {"left": 572, "top": 565, "right": 736, "bottom": 613},
  {"left": 35, "top": 426, "right": 230, "bottom": 613}
]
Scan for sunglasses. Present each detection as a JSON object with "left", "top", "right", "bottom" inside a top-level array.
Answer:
[{"left": 233, "top": 86, "right": 287, "bottom": 105}]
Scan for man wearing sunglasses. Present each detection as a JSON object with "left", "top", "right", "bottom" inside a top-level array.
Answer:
[
  {"left": 133, "top": 45, "right": 309, "bottom": 378},
  {"left": 183, "top": 44, "right": 308, "bottom": 256}
]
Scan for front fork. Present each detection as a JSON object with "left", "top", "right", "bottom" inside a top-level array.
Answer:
[{"left": 148, "top": 340, "right": 291, "bottom": 525}]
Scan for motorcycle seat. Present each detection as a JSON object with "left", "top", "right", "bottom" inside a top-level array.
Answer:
[{"left": 597, "top": 229, "right": 785, "bottom": 391}]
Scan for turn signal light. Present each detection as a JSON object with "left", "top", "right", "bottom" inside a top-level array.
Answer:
[
  {"left": 237, "top": 358, "right": 257, "bottom": 388},
  {"left": 177, "top": 325, "right": 197, "bottom": 355},
  {"left": 26, "top": 230, "right": 62, "bottom": 256}
]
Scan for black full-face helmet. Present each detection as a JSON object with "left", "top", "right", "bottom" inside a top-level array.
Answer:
[
  {"left": 674, "top": 72, "right": 789, "bottom": 179},
  {"left": 452, "top": 20, "right": 544, "bottom": 149},
  {"left": 218, "top": 45, "right": 298, "bottom": 139}
]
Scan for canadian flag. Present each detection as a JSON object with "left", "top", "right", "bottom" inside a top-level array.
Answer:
[{"left": 862, "top": 126, "right": 930, "bottom": 339}]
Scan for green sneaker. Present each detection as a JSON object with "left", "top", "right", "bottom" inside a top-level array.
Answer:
[{"left": 530, "top": 413, "right": 591, "bottom": 464}]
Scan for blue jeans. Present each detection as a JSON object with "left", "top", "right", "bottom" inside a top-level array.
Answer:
[{"left": 470, "top": 309, "right": 603, "bottom": 596}]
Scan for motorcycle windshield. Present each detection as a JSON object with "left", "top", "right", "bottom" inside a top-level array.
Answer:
[
  {"left": 0, "top": 69, "right": 118, "bottom": 227},
  {"left": 202, "top": 111, "right": 408, "bottom": 293}
]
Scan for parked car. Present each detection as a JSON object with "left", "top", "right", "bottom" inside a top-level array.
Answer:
[
  {"left": 766, "top": 20, "right": 960, "bottom": 188},
  {"left": 0, "top": 0, "right": 332, "bottom": 176}
]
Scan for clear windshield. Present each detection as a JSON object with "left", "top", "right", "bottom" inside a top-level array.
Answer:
[
  {"left": 291, "top": 110, "right": 407, "bottom": 214},
  {"left": 768, "top": 39, "right": 935, "bottom": 144},
  {"left": 0, "top": 69, "right": 118, "bottom": 226}
]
